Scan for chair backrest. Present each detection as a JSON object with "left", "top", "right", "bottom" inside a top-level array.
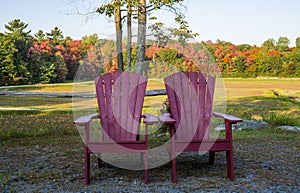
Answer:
[
  {"left": 164, "top": 72, "right": 215, "bottom": 141},
  {"left": 95, "top": 72, "right": 147, "bottom": 142}
]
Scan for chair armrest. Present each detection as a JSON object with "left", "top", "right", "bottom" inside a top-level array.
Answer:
[
  {"left": 73, "top": 113, "right": 99, "bottom": 125},
  {"left": 142, "top": 114, "right": 159, "bottom": 124},
  {"left": 213, "top": 112, "right": 243, "bottom": 123},
  {"left": 158, "top": 113, "right": 176, "bottom": 124}
]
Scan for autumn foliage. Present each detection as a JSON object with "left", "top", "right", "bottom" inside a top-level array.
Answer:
[{"left": 1, "top": 19, "right": 300, "bottom": 85}]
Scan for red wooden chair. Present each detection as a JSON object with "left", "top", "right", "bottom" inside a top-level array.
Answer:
[
  {"left": 159, "top": 72, "right": 243, "bottom": 183},
  {"left": 74, "top": 72, "right": 158, "bottom": 185}
]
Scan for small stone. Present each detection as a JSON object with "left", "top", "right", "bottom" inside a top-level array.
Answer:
[
  {"left": 277, "top": 126, "right": 300, "bottom": 132},
  {"left": 215, "top": 120, "right": 268, "bottom": 131}
]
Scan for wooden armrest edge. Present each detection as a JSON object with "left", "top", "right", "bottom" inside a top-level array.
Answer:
[
  {"left": 213, "top": 112, "right": 243, "bottom": 123},
  {"left": 142, "top": 114, "right": 159, "bottom": 124},
  {"left": 73, "top": 113, "right": 99, "bottom": 125},
  {"left": 158, "top": 113, "right": 176, "bottom": 124}
]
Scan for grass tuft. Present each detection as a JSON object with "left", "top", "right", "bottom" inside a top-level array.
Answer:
[{"left": 262, "top": 112, "right": 300, "bottom": 126}]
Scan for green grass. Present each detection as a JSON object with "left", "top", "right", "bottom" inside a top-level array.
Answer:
[
  {"left": 262, "top": 112, "right": 300, "bottom": 126},
  {"left": 0, "top": 78, "right": 299, "bottom": 143},
  {"left": 226, "top": 95, "right": 300, "bottom": 120},
  {"left": 233, "top": 127, "right": 300, "bottom": 141},
  {"left": 0, "top": 79, "right": 165, "bottom": 93},
  {"left": 0, "top": 83, "right": 76, "bottom": 92},
  {"left": 0, "top": 114, "right": 78, "bottom": 141},
  {"left": 224, "top": 78, "right": 300, "bottom": 98}
]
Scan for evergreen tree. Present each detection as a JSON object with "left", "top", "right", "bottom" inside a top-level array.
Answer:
[
  {"left": 4, "top": 19, "right": 32, "bottom": 84},
  {"left": 46, "top": 27, "right": 64, "bottom": 45},
  {"left": 0, "top": 33, "right": 17, "bottom": 85},
  {"left": 34, "top": 30, "right": 46, "bottom": 42}
]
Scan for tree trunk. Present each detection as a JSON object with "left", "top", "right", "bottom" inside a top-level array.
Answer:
[
  {"left": 126, "top": 1, "right": 132, "bottom": 72},
  {"left": 114, "top": 0, "right": 124, "bottom": 72},
  {"left": 135, "top": 0, "right": 146, "bottom": 75}
]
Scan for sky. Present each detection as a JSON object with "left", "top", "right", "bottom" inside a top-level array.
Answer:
[{"left": 1, "top": 0, "right": 300, "bottom": 46}]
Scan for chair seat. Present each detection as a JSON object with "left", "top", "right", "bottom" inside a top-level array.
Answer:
[
  {"left": 87, "top": 142, "right": 147, "bottom": 153},
  {"left": 174, "top": 139, "right": 231, "bottom": 152}
]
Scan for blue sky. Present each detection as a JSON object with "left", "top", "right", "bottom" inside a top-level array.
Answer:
[{"left": 1, "top": 0, "right": 300, "bottom": 46}]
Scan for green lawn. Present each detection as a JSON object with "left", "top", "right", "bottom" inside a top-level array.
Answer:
[{"left": 0, "top": 78, "right": 299, "bottom": 141}]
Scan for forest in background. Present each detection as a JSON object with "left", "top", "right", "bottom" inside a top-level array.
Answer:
[{"left": 1, "top": 19, "right": 300, "bottom": 86}]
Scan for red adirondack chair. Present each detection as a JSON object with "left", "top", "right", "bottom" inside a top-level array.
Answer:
[
  {"left": 159, "top": 72, "right": 243, "bottom": 183},
  {"left": 74, "top": 72, "right": 158, "bottom": 185}
]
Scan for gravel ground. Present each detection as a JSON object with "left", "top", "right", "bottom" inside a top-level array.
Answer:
[{"left": 1, "top": 136, "right": 299, "bottom": 193}]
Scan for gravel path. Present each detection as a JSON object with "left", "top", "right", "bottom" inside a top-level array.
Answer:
[{"left": 1, "top": 137, "right": 299, "bottom": 192}]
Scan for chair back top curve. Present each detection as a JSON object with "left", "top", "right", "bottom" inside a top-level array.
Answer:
[
  {"left": 94, "top": 72, "right": 147, "bottom": 142},
  {"left": 164, "top": 72, "right": 215, "bottom": 141}
]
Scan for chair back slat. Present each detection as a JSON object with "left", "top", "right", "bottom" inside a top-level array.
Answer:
[
  {"left": 126, "top": 73, "right": 139, "bottom": 139},
  {"left": 202, "top": 75, "right": 215, "bottom": 139},
  {"left": 132, "top": 75, "right": 147, "bottom": 138},
  {"left": 95, "top": 75, "right": 108, "bottom": 140},
  {"left": 197, "top": 73, "right": 208, "bottom": 140},
  {"left": 164, "top": 75, "right": 181, "bottom": 133},
  {"left": 95, "top": 72, "right": 147, "bottom": 142},
  {"left": 165, "top": 72, "right": 215, "bottom": 141}
]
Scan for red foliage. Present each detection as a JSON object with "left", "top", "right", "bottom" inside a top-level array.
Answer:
[
  {"left": 27, "top": 41, "right": 53, "bottom": 57},
  {"left": 146, "top": 45, "right": 160, "bottom": 58},
  {"left": 109, "top": 65, "right": 118, "bottom": 73},
  {"left": 269, "top": 50, "right": 280, "bottom": 56}
]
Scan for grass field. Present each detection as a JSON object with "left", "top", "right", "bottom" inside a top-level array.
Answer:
[
  {"left": 0, "top": 78, "right": 299, "bottom": 141},
  {"left": 0, "top": 78, "right": 299, "bottom": 114}
]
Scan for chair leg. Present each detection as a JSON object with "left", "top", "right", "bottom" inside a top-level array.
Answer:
[
  {"left": 171, "top": 144, "right": 177, "bottom": 183},
  {"left": 208, "top": 151, "right": 215, "bottom": 165},
  {"left": 140, "top": 152, "right": 144, "bottom": 167},
  {"left": 97, "top": 157, "right": 102, "bottom": 168},
  {"left": 226, "top": 150, "right": 234, "bottom": 181},
  {"left": 167, "top": 145, "right": 171, "bottom": 165},
  {"left": 171, "top": 157, "right": 177, "bottom": 183},
  {"left": 84, "top": 145, "right": 90, "bottom": 185},
  {"left": 144, "top": 151, "right": 149, "bottom": 184},
  {"left": 170, "top": 126, "right": 177, "bottom": 183}
]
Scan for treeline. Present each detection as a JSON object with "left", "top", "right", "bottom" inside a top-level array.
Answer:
[
  {"left": 0, "top": 19, "right": 105, "bottom": 85},
  {"left": 144, "top": 37, "right": 300, "bottom": 78},
  {"left": 1, "top": 19, "right": 300, "bottom": 86},
  {"left": 204, "top": 38, "right": 300, "bottom": 78}
]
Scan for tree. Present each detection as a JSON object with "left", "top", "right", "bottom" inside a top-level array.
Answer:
[
  {"left": 276, "top": 36, "right": 290, "bottom": 52},
  {"left": 4, "top": 19, "right": 32, "bottom": 84},
  {"left": 63, "top": 40, "right": 83, "bottom": 80},
  {"left": 148, "top": 22, "right": 171, "bottom": 48},
  {"left": 262, "top": 38, "right": 275, "bottom": 49},
  {"left": 95, "top": 0, "right": 193, "bottom": 74},
  {"left": 135, "top": 0, "right": 147, "bottom": 75},
  {"left": 126, "top": 0, "right": 133, "bottom": 71},
  {"left": 282, "top": 49, "right": 300, "bottom": 77},
  {"left": 27, "top": 41, "right": 57, "bottom": 83},
  {"left": 97, "top": 0, "right": 124, "bottom": 72},
  {"left": 0, "top": 34, "right": 17, "bottom": 85},
  {"left": 34, "top": 30, "right": 46, "bottom": 43},
  {"left": 53, "top": 52, "right": 68, "bottom": 82},
  {"left": 82, "top": 34, "right": 99, "bottom": 47},
  {"left": 46, "top": 27, "right": 64, "bottom": 45},
  {"left": 296, "top": 37, "right": 300, "bottom": 49},
  {"left": 169, "top": 15, "right": 198, "bottom": 45},
  {"left": 232, "top": 55, "right": 246, "bottom": 76},
  {"left": 27, "top": 41, "right": 68, "bottom": 84},
  {"left": 114, "top": 0, "right": 124, "bottom": 72}
]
